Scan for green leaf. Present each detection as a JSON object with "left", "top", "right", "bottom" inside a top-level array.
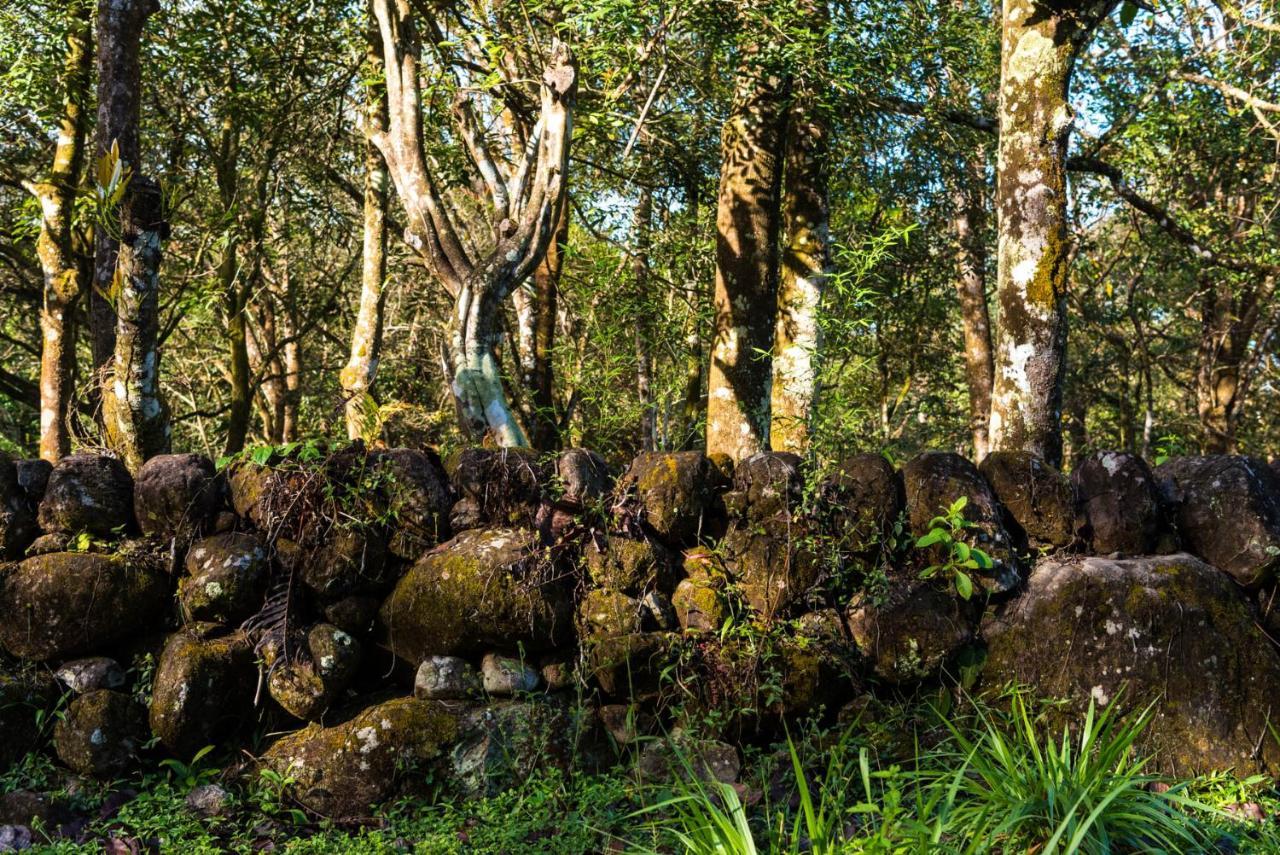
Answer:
[
  {"left": 915, "top": 529, "right": 947, "bottom": 548},
  {"left": 972, "top": 548, "right": 994, "bottom": 570},
  {"left": 954, "top": 570, "right": 973, "bottom": 600},
  {"left": 250, "top": 445, "right": 273, "bottom": 465},
  {"left": 954, "top": 541, "right": 971, "bottom": 562},
  {"left": 1119, "top": 1, "right": 1138, "bottom": 27},
  {"left": 949, "top": 496, "right": 968, "bottom": 514}
]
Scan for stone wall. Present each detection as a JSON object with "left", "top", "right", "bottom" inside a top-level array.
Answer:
[{"left": 2, "top": 444, "right": 1280, "bottom": 818}]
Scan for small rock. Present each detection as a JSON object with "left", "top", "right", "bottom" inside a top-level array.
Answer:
[
  {"left": 185, "top": 784, "right": 232, "bottom": 819},
  {"left": 672, "top": 570, "right": 727, "bottom": 632},
  {"left": 149, "top": 624, "right": 256, "bottom": 757},
  {"left": 480, "top": 653, "right": 541, "bottom": 695},
  {"left": 638, "top": 736, "right": 739, "bottom": 784},
  {"left": 539, "top": 657, "right": 574, "bottom": 691},
  {"left": 598, "top": 704, "right": 654, "bottom": 745},
  {"left": 322, "top": 594, "right": 381, "bottom": 636},
  {"left": 414, "top": 656, "right": 480, "bottom": 700},
  {"left": 1071, "top": 451, "right": 1162, "bottom": 555},
  {"left": 54, "top": 690, "right": 147, "bottom": 778},
  {"left": 578, "top": 588, "right": 642, "bottom": 639},
  {"left": 14, "top": 459, "right": 51, "bottom": 509},
  {"left": 55, "top": 658, "right": 126, "bottom": 694},
  {"left": 266, "top": 624, "right": 362, "bottom": 721},
  {"left": 640, "top": 590, "right": 679, "bottom": 630},
  {"left": 179, "top": 532, "right": 270, "bottom": 624},
  {"left": 0, "top": 825, "right": 32, "bottom": 852},
  {"left": 0, "top": 454, "right": 35, "bottom": 559},
  {"left": 979, "top": 451, "right": 1074, "bottom": 549},
  {"left": 0, "top": 792, "right": 53, "bottom": 827}
]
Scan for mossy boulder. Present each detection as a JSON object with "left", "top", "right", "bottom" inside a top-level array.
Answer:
[
  {"left": 15, "top": 459, "right": 52, "bottom": 510},
  {"left": 614, "top": 452, "right": 725, "bottom": 547},
  {"left": 1154, "top": 455, "right": 1280, "bottom": 588},
  {"left": 982, "top": 553, "right": 1280, "bottom": 775},
  {"left": 446, "top": 447, "right": 546, "bottom": 531},
  {"left": 721, "top": 520, "right": 820, "bottom": 620},
  {"left": 368, "top": 448, "right": 453, "bottom": 560},
  {"left": 225, "top": 458, "right": 275, "bottom": 528},
  {"left": 903, "top": 451, "right": 1019, "bottom": 594},
  {"left": 322, "top": 594, "right": 380, "bottom": 636},
  {"left": 266, "top": 623, "right": 362, "bottom": 721},
  {"left": 723, "top": 452, "right": 803, "bottom": 523},
  {"left": 149, "top": 624, "right": 256, "bottom": 757},
  {"left": 379, "top": 528, "right": 573, "bottom": 662},
  {"left": 262, "top": 696, "right": 459, "bottom": 821},
  {"left": 133, "top": 453, "right": 220, "bottom": 542},
  {"left": 1070, "top": 451, "right": 1162, "bottom": 555},
  {"left": 179, "top": 532, "right": 269, "bottom": 624},
  {"left": 672, "top": 575, "right": 728, "bottom": 632},
  {"left": 37, "top": 453, "right": 134, "bottom": 537},
  {"left": 0, "top": 667, "right": 58, "bottom": 771},
  {"left": 814, "top": 453, "right": 903, "bottom": 557},
  {"left": 588, "top": 631, "right": 680, "bottom": 699},
  {"left": 0, "top": 552, "right": 167, "bottom": 661},
  {"left": 53, "top": 689, "right": 146, "bottom": 778},
  {"left": 301, "top": 527, "right": 388, "bottom": 599},
  {"left": 578, "top": 588, "right": 642, "bottom": 639},
  {"left": 0, "top": 453, "right": 35, "bottom": 559},
  {"left": 554, "top": 448, "right": 611, "bottom": 511},
  {"left": 846, "top": 579, "right": 978, "bottom": 683},
  {"left": 582, "top": 536, "right": 678, "bottom": 596},
  {"left": 979, "top": 450, "right": 1074, "bottom": 549}
]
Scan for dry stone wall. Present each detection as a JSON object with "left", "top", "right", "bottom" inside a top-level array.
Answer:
[{"left": 2, "top": 443, "right": 1280, "bottom": 818}]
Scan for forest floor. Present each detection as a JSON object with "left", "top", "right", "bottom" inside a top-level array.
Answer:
[{"left": 6, "top": 690, "right": 1280, "bottom": 854}]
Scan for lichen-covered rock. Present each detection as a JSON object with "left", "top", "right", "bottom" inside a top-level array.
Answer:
[
  {"left": 225, "top": 459, "right": 275, "bottom": 528},
  {"left": 814, "top": 453, "right": 903, "bottom": 556},
  {"left": 266, "top": 624, "right": 362, "bottom": 721},
  {"left": 614, "top": 452, "right": 724, "bottom": 547},
  {"left": 301, "top": 527, "right": 388, "bottom": 598},
  {"left": 582, "top": 536, "right": 678, "bottom": 595},
  {"left": 368, "top": 448, "right": 452, "bottom": 560},
  {"left": 149, "top": 624, "right": 256, "bottom": 757},
  {"left": 982, "top": 553, "right": 1280, "bottom": 775},
  {"left": 638, "top": 735, "right": 740, "bottom": 784},
  {"left": 903, "top": 451, "right": 1019, "bottom": 594},
  {"left": 578, "top": 588, "right": 642, "bottom": 639},
  {"left": 672, "top": 575, "right": 727, "bottom": 632},
  {"left": 721, "top": 520, "right": 820, "bottom": 620},
  {"left": 380, "top": 528, "right": 573, "bottom": 662},
  {"left": 1154, "top": 456, "right": 1280, "bottom": 588},
  {"left": 979, "top": 450, "right": 1074, "bottom": 549},
  {"left": 414, "top": 656, "right": 480, "bottom": 700},
  {"left": 185, "top": 783, "right": 232, "bottom": 819},
  {"left": 846, "top": 581, "right": 977, "bottom": 683},
  {"left": 480, "top": 653, "right": 541, "bottom": 695},
  {"left": 0, "top": 552, "right": 167, "bottom": 661},
  {"left": 54, "top": 657, "right": 125, "bottom": 694},
  {"left": 1071, "top": 451, "right": 1162, "bottom": 555},
  {"left": 53, "top": 689, "right": 146, "bottom": 777},
  {"left": 179, "top": 532, "right": 269, "bottom": 624},
  {"left": 588, "top": 632, "right": 679, "bottom": 699},
  {"left": 133, "top": 453, "right": 220, "bottom": 541},
  {"left": 14, "top": 459, "right": 51, "bottom": 510},
  {"left": 262, "top": 696, "right": 459, "bottom": 821},
  {"left": 0, "top": 454, "right": 35, "bottom": 559},
  {"left": 446, "top": 448, "right": 546, "bottom": 531},
  {"left": 0, "top": 668, "right": 57, "bottom": 771},
  {"left": 322, "top": 594, "right": 380, "bottom": 636},
  {"left": 37, "top": 453, "right": 134, "bottom": 537},
  {"left": 555, "top": 448, "right": 611, "bottom": 510},
  {"left": 723, "top": 452, "right": 803, "bottom": 522}
]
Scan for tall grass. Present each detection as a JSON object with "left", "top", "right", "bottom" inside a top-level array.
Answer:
[{"left": 630, "top": 690, "right": 1220, "bottom": 854}]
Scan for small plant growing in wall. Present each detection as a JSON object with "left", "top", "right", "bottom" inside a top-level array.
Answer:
[{"left": 914, "top": 497, "right": 992, "bottom": 600}]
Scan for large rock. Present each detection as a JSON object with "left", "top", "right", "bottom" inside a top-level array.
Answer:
[
  {"left": 53, "top": 689, "right": 147, "bottom": 777},
  {"left": 179, "top": 532, "right": 270, "bottom": 624},
  {"left": 554, "top": 448, "right": 612, "bottom": 510},
  {"left": 1154, "top": 456, "right": 1280, "bottom": 588},
  {"left": 578, "top": 588, "right": 642, "bottom": 639},
  {"left": 721, "top": 521, "right": 819, "bottom": 620},
  {"left": 979, "top": 451, "right": 1074, "bottom": 549},
  {"left": 582, "top": 536, "right": 678, "bottom": 596},
  {"left": 301, "top": 528, "right": 388, "bottom": 599},
  {"left": 903, "top": 452, "right": 1019, "bottom": 594},
  {"left": 847, "top": 581, "right": 977, "bottom": 683},
  {"left": 149, "top": 624, "right": 256, "bottom": 757},
  {"left": 814, "top": 453, "right": 903, "bottom": 557},
  {"left": 1071, "top": 451, "right": 1162, "bottom": 555},
  {"left": 614, "top": 452, "right": 724, "bottom": 547},
  {"left": 14, "top": 459, "right": 51, "bottom": 510},
  {"left": 37, "top": 453, "right": 134, "bottom": 537},
  {"left": 262, "top": 696, "right": 458, "bottom": 821},
  {"left": 266, "top": 624, "right": 362, "bottom": 721},
  {"left": 588, "top": 632, "right": 680, "bottom": 699},
  {"left": 723, "top": 452, "right": 803, "bottom": 523},
  {"left": 368, "top": 448, "right": 452, "bottom": 560},
  {"left": 133, "top": 453, "right": 220, "bottom": 541},
  {"left": 446, "top": 448, "right": 546, "bottom": 531},
  {"left": 379, "top": 528, "right": 573, "bottom": 663},
  {"left": 0, "top": 454, "right": 35, "bottom": 559},
  {"left": 0, "top": 552, "right": 167, "bottom": 661},
  {"left": 982, "top": 553, "right": 1280, "bottom": 775}
]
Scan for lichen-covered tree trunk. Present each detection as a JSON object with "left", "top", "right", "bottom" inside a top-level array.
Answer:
[
  {"left": 32, "top": 0, "right": 92, "bottom": 462},
  {"left": 512, "top": 203, "right": 567, "bottom": 450},
  {"left": 450, "top": 274, "right": 528, "bottom": 448},
  {"left": 770, "top": 82, "right": 828, "bottom": 455},
  {"left": 342, "top": 133, "right": 389, "bottom": 440},
  {"left": 952, "top": 157, "right": 993, "bottom": 461},
  {"left": 988, "top": 0, "right": 1108, "bottom": 466},
  {"left": 102, "top": 175, "right": 169, "bottom": 471},
  {"left": 707, "top": 41, "right": 787, "bottom": 462},
  {"left": 633, "top": 189, "right": 656, "bottom": 451}
]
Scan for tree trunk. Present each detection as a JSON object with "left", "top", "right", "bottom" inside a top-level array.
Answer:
[
  {"left": 342, "top": 133, "right": 389, "bottom": 440},
  {"left": 450, "top": 275, "right": 527, "bottom": 447},
  {"left": 770, "top": 74, "right": 828, "bottom": 455},
  {"left": 102, "top": 176, "right": 169, "bottom": 470},
  {"left": 512, "top": 202, "right": 567, "bottom": 450},
  {"left": 952, "top": 156, "right": 994, "bottom": 461},
  {"left": 707, "top": 35, "right": 787, "bottom": 462},
  {"left": 1196, "top": 278, "right": 1249, "bottom": 454},
  {"left": 987, "top": 0, "right": 1107, "bottom": 466},
  {"left": 633, "top": 190, "right": 656, "bottom": 451},
  {"left": 33, "top": 0, "right": 93, "bottom": 462}
]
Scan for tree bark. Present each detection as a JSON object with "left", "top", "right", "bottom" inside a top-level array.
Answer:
[
  {"left": 707, "top": 32, "right": 787, "bottom": 462},
  {"left": 512, "top": 203, "right": 567, "bottom": 450},
  {"left": 1196, "top": 273, "right": 1276, "bottom": 453},
  {"left": 770, "top": 68, "right": 828, "bottom": 455},
  {"left": 32, "top": 0, "right": 93, "bottom": 462},
  {"left": 988, "top": 0, "right": 1110, "bottom": 466},
  {"left": 952, "top": 155, "right": 994, "bottom": 461},
  {"left": 633, "top": 189, "right": 656, "bottom": 451}
]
